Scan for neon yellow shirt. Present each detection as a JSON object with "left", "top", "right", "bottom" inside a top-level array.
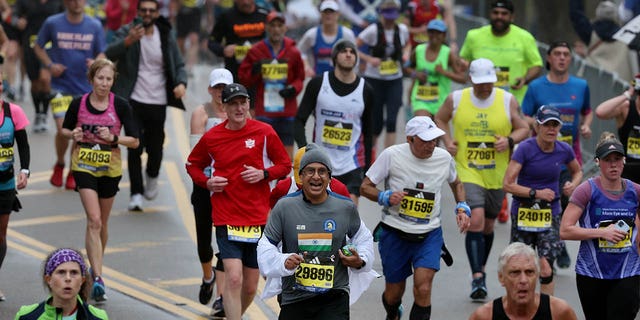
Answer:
[
  {"left": 453, "top": 88, "right": 512, "bottom": 189},
  {"left": 460, "top": 24, "right": 542, "bottom": 104}
]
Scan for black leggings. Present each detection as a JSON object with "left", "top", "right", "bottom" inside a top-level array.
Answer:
[
  {"left": 191, "top": 183, "right": 213, "bottom": 264},
  {"left": 576, "top": 274, "right": 640, "bottom": 320}
]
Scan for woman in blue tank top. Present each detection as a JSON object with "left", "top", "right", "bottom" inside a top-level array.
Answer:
[{"left": 560, "top": 132, "right": 640, "bottom": 320}]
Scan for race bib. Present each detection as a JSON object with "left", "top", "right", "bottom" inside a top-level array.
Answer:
[
  {"left": 516, "top": 201, "right": 552, "bottom": 232},
  {"left": 557, "top": 132, "right": 572, "bottom": 146},
  {"left": 77, "top": 145, "right": 112, "bottom": 172},
  {"left": 398, "top": 188, "right": 435, "bottom": 223},
  {"left": 495, "top": 66, "right": 509, "bottom": 87},
  {"left": 234, "top": 42, "right": 251, "bottom": 63},
  {"left": 379, "top": 59, "right": 399, "bottom": 76},
  {"left": 416, "top": 83, "right": 438, "bottom": 102},
  {"left": 295, "top": 262, "right": 334, "bottom": 292},
  {"left": 264, "top": 82, "right": 284, "bottom": 113},
  {"left": 226, "top": 225, "right": 261, "bottom": 243},
  {"left": 0, "top": 146, "right": 14, "bottom": 168},
  {"left": 262, "top": 62, "right": 288, "bottom": 82},
  {"left": 322, "top": 121, "right": 353, "bottom": 148},
  {"left": 466, "top": 142, "right": 496, "bottom": 169},
  {"left": 50, "top": 94, "right": 73, "bottom": 118},
  {"left": 413, "top": 32, "right": 429, "bottom": 44},
  {"left": 598, "top": 220, "right": 633, "bottom": 253},
  {"left": 627, "top": 129, "right": 640, "bottom": 159}
]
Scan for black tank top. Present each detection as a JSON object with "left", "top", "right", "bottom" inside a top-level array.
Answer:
[
  {"left": 618, "top": 99, "right": 640, "bottom": 182},
  {"left": 491, "top": 293, "right": 551, "bottom": 320}
]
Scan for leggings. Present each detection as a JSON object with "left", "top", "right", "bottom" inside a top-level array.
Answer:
[
  {"left": 576, "top": 274, "right": 640, "bottom": 320},
  {"left": 191, "top": 183, "right": 213, "bottom": 264}
]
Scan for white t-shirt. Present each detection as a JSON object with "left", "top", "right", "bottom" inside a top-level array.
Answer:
[
  {"left": 365, "top": 143, "right": 457, "bottom": 233},
  {"left": 131, "top": 25, "right": 168, "bottom": 105}
]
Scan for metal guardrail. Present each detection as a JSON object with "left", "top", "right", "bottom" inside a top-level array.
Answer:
[{"left": 455, "top": 14, "right": 622, "bottom": 178}]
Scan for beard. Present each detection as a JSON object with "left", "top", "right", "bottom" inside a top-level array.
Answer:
[{"left": 490, "top": 19, "right": 511, "bottom": 34}]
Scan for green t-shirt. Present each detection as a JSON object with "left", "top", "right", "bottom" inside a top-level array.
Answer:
[{"left": 460, "top": 24, "right": 542, "bottom": 103}]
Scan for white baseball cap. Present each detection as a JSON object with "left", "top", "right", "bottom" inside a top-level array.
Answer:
[
  {"left": 320, "top": 0, "right": 339, "bottom": 12},
  {"left": 405, "top": 116, "right": 445, "bottom": 141},
  {"left": 469, "top": 58, "right": 497, "bottom": 84},
  {"left": 209, "top": 68, "right": 233, "bottom": 87}
]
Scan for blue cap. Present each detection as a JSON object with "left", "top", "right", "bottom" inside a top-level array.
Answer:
[
  {"left": 535, "top": 105, "right": 562, "bottom": 125},
  {"left": 427, "top": 19, "right": 447, "bottom": 33}
]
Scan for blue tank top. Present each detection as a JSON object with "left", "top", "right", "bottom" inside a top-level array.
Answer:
[
  {"left": 575, "top": 178, "right": 640, "bottom": 279},
  {"left": 0, "top": 102, "right": 16, "bottom": 190},
  {"left": 313, "top": 26, "right": 343, "bottom": 74}
]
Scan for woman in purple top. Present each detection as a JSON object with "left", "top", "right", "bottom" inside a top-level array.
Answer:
[{"left": 503, "top": 105, "right": 582, "bottom": 296}]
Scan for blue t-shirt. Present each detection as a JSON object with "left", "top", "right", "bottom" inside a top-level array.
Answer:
[
  {"left": 521, "top": 75, "right": 590, "bottom": 165},
  {"left": 510, "top": 137, "right": 575, "bottom": 216},
  {"left": 36, "top": 13, "right": 106, "bottom": 95}
]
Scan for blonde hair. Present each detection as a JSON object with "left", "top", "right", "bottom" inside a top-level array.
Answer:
[
  {"left": 87, "top": 58, "right": 117, "bottom": 82},
  {"left": 596, "top": 131, "right": 619, "bottom": 147}
]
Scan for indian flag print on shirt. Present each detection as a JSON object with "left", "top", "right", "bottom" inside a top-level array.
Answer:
[{"left": 298, "top": 233, "right": 333, "bottom": 252}]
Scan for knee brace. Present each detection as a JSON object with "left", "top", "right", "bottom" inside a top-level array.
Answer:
[{"left": 540, "top": 270, "right": 554, "bottom": 285}]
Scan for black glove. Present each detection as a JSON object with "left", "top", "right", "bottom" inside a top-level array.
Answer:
[
  {"left": 278, "top": 85, "right": 296, "bottom": 98},
  {"left": 252, "top": 61, "right": 263, "bottom": 75}
]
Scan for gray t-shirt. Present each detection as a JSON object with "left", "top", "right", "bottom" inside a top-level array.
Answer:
[{"left": 264, "top": 191, "right": 361, "bottom": 305}]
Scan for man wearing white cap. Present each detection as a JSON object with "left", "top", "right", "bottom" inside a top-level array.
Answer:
[
  {"left": 435, "top": 58, "right": 529, "bottom": 301},
  {"left": 361, "top": 116, "right": 470, "bottom": 320},
  {"left": 298, "top": 0, "right": 357, "bottom": 78}
]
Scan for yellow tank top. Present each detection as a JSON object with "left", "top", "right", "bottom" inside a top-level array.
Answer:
[{"left": 453, "top": 88, "right": 511, "bottom": 189}]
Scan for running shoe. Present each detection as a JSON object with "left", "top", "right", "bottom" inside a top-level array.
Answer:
[
  {"left": 198, "top": 269, "right": 215, "bottom": 305},
  {"left": 144, "top": 174, "right": 159, "bottom": 200},
  {"left": 92, "top": 276, "right": 107, "bottom": 302},
  {"left": 65, "top": 173, "right": 76, "bottom": 190},
  {"left": 50, "top": 163, "right": 64, "bottom": 187},
  {"left": 497, "top": 196, "right": 509, "bottom": 223},
  {"left": 210, "top": 296, "right": 225, "bottom": 318},
  {"left": 557, "top": 245, "right": 571, "bottom": 269},
  {"left": 128, "top": 194, "right": 144, "bottom": 212},
  {"left": 470, "top": 276, "right": 487, "bottom": 300}
]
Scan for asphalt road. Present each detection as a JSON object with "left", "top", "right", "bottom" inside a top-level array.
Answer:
[{"left": 0, "top": 63, "right": 623, "bottom": 319}]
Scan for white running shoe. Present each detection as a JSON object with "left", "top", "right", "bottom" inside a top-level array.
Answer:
[
  {"left": 128, "top": 194, "right": 144, "bottom": 211},
  {"left": 144, "top": 174, "right": 159, "bottom": 200}
]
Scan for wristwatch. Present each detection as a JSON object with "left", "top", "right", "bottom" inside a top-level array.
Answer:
[
  {"left": 20, "top": 169, "right": 30, "bottom": 178},
  {"left": 356, "top": 259, "right": 366, "bottom": 270},
  {"left": 529, "top": 188, "right": 536, "bottom": 199},
  {"left": 263, "top": 170, "right": 269, "bottom": 180}
]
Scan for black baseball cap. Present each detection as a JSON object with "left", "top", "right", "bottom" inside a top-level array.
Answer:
[
  {"left": 546, "top": 41, "right": 572, "bottom": 70},
  {"left": 595, "top": 141, "right": 625, "bottom": 159},
  {"left": 222, "top": 83, "right": 250, "bottom": 103},
  {"left": 491, "top": 0, "right": 514, "bottom": 12}
]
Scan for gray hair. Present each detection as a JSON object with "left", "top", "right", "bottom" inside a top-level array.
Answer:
[{"left": 497, "top": 242, "right": 539, "bottom": 275}]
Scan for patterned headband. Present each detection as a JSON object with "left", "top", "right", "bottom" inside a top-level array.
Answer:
[{"left": 45, "top": 248, "right": 86, "bottom": 276}]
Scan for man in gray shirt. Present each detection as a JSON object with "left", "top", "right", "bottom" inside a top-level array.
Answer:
[{"left": 257, "top": 147, "right": 373, "bottom": 320}]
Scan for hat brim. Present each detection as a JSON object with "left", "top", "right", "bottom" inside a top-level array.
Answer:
[
  {"left": 415, "top": 128, "right": 445, "bottom": 141},
  {"left": 427, "top": 27, "right": 447, "bottom": 33},
  {"left": 536, "top": 117, "right": 562, "bottom": 125},
  {"left": 597, "top": 149, "right": 625, "bottom": 159},
  {"left": 210, "top": 80, "right": 232, "bottom": 87},
  {"left": 470, "top": 74, "right": 497, "bottom": 84},
  {"left": 381, "top": 11, "right": 399, "bottom": 20},
  {"left": 223, "top": 92, "right": 250, "bottom": 103}
]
